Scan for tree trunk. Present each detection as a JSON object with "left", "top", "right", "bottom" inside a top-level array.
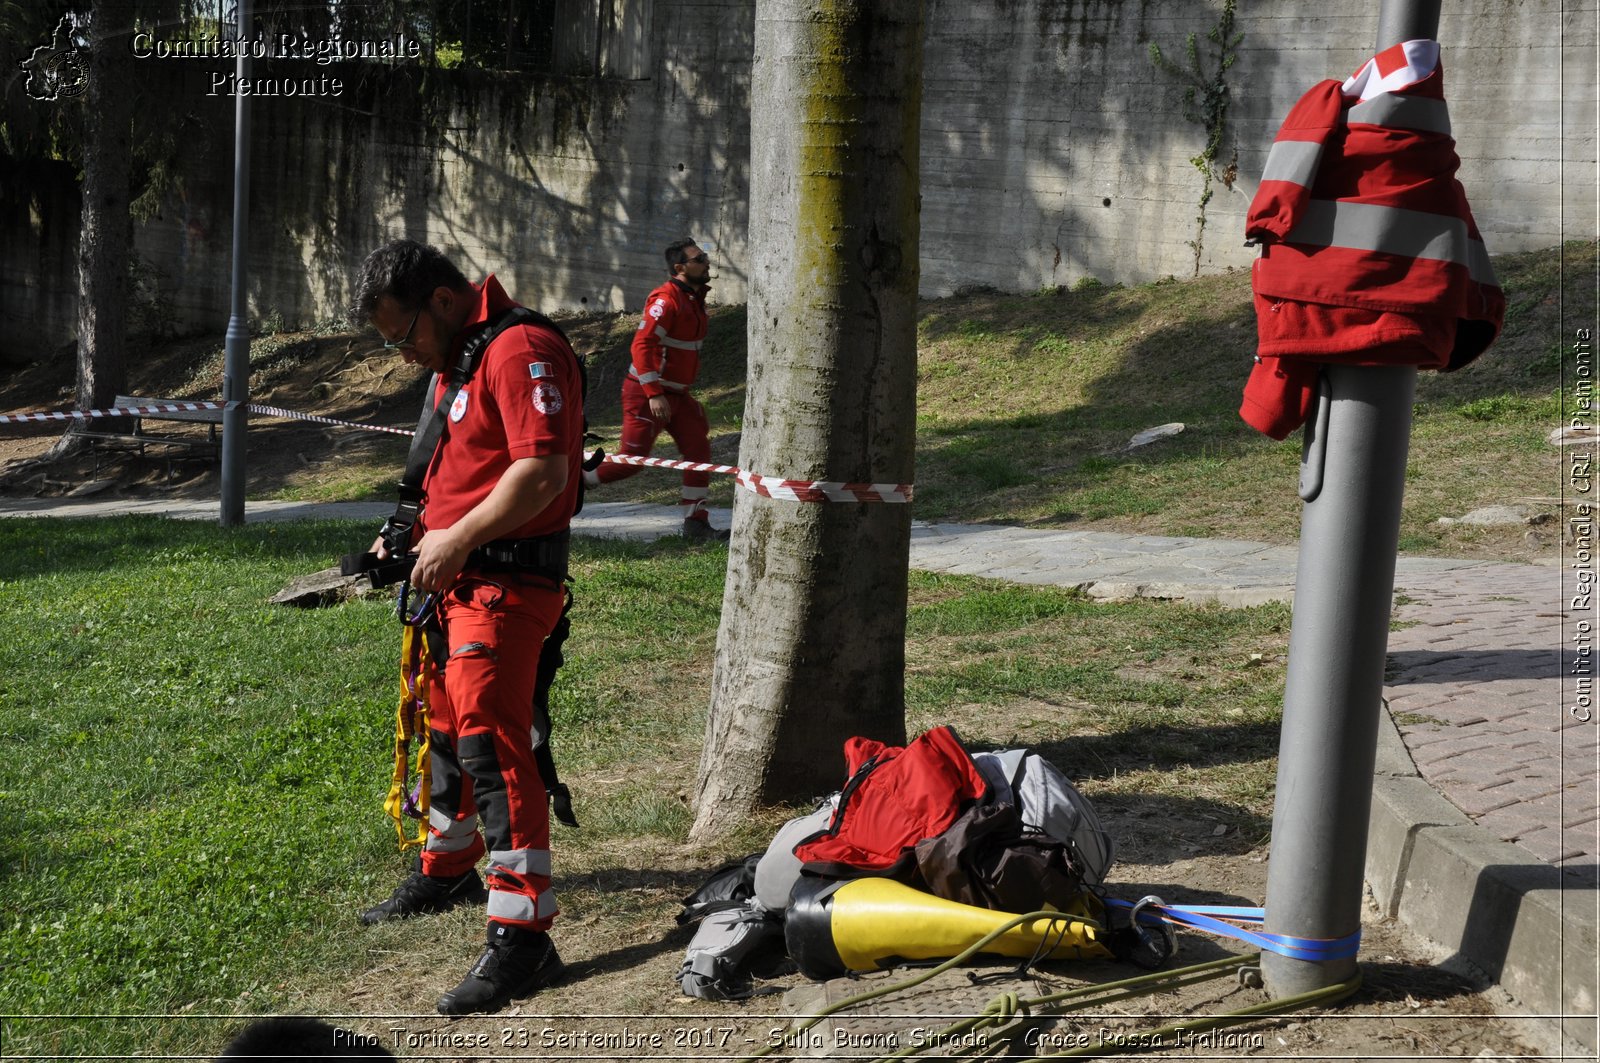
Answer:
[
  {"left": 690, "top": 0, "right": 923, "bottom": 843},
  {"left": 75, "top": 0, "right": 135, "bottom": 412}
]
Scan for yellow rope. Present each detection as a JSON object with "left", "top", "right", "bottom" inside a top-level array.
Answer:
[{"left": 384, "top": 624, "right": 432, "bottom": 850}]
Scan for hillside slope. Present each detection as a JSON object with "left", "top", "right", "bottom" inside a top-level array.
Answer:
[{"left": 1, "top": 242, "right": 1589, "bottom": 562}]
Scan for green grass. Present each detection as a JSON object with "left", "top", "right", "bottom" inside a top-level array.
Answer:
[
  {"left": 0, "top": 519, "right": 723, "bottom": 1054},
  {"left": 0, "top": 517, "right": 1294, "bottom": 1058}
]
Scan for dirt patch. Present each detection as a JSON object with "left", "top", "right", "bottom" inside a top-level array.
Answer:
[
  {"left": 0, "top": 315, "right": 637, "bottom": 503},
  {"left": 271, "top": 827, "right": 1546, "bottom": 1062}
]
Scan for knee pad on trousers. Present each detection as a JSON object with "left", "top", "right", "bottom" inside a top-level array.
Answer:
[{"left": 458, "top": 732, "right": 512, "bottom": 854}]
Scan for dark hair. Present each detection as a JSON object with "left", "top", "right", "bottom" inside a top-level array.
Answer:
[
  {"left": 217, "top": 1016, "right": 395, "bottom": 1060},
  {"left": 349, "top": 239, "right": 470, "bottom": 324},
  {"left": 664, "top": 238, "right": 698, "bottom": 273}
]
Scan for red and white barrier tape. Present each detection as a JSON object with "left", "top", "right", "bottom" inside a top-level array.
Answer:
[
  {"left": 247, "top": 403, "right": 413, "bottom": 436},
  {"left": 604, "top": 453, "right": 913, "bottom": 503},
  {"left": 0, "top": 401, "right": 226, "bottom": 425},
  {"left": 0, "top": 400, "right": 413, "bottom": 436},
  {"left": 1, "top": 401, "right": 914, "bottom": 502}
]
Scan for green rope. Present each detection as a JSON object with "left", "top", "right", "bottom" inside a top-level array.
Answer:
[
  {"left": 872, "top": 953, "right": 1256, "bottom": 1063},
  {"left": 744, "top": 904, "right": 1365, "bottom": 1063},
  {"left": 1031, "top": 952, "right": 1253, "bottom": 1009},
  {"left": 1020, "top": 970, "right": 1364, "bottom": 1060},
  {"left": 736, "top": 909, "right": 1111, "bottom": 1063}
]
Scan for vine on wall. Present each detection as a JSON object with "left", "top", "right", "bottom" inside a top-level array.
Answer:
[{"left": 1149, "top": 0, "right": 1243, "bottom": 276}]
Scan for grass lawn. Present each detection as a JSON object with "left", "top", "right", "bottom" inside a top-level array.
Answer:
[{"left": 0, "top": 517, "right": 1292, "bottom": 1058}]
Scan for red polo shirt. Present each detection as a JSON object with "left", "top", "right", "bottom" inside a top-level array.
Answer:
[{"left": 420, "top": 275, "right": 582, "bottom": 540}]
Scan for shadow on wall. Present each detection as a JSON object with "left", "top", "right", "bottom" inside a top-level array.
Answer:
[
  {"left": 917, "top": 0, "right": 1286, "bottom": 297},
  {"left": 4, "top": 0, "right": 1579, "bottom": 352},
  {"left": 5, "top": 0, "right": 755, "bottom": 349}
]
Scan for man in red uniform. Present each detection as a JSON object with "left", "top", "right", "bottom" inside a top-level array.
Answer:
[
  {"left": 585, "top": 238, "right": 727, "bottom": 539},
  {"left": 351, "top": 240, "right": 582, "bottom": 1016}
]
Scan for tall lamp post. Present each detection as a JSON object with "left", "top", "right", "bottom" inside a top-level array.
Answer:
[
  {"left": 1259, "top": 0, "right": 1443, "bottom": 1000},
  {"left": 219, "top": 0, "right": 252, "bottom": 526}
]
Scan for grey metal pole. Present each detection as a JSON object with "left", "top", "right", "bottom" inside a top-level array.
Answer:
[
  {"left": 1259, "top": 0, "right": 1441, "bottom": 999},
  {"left": 1261, "top": 364, "right": 1416, "bottom": 995},
  {"left": 219, "top": 0, "right": 252, "bottom": 526}
]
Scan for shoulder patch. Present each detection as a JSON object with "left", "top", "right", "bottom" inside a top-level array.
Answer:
[
  {"left": 532, "top": 381, "right": 563, "bottom": 415},
  {"left": 647, "top": 300, "right": 666, "bottom": 320},
  {"left": 528, "top": 362, "right": 553, "bottom": 379}
]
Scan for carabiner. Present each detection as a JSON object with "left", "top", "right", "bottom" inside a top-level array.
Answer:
[
  {"left": 396, "top": 581, "right": 437, "bottom": 627},
  {"left": 1127, "top": 894, "right": 1178, "bottom": 969}
]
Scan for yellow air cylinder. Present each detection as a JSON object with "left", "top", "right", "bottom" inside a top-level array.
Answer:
[{"left": 785, "top": 876, "right": 1113, "bottom": 978}]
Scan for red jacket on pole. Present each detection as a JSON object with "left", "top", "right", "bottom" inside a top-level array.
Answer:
[{"left": 1241, "top": 40, "right": 1505, "bottom": 439}]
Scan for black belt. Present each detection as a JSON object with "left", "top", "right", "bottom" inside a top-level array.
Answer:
[{"left": 465, "top": 531, "right": 570, "bottom": 581}]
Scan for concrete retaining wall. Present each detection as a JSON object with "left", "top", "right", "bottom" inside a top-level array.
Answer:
[{"left": 2, "top": 0, "right": 1592, "bottom": 355}]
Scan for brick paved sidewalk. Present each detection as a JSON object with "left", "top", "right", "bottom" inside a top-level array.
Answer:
[{"left": 1386, "top": 561, "right": 1598, "bottom": 868}]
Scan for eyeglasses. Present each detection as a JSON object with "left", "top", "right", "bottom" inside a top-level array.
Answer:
[
  {"left": 684, "top": 254, "right": 709, "bottom": 265},
  {"left": 382, "top": 308, "right": 421, "bottom": 351}
]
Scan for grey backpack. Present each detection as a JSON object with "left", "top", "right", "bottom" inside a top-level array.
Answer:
[
  {"left": 678, "top": 905, "right": 789, "bottom": 1000},
  {"left": 675, "top": 856, "right": 793, "bottom": 999},
  {"left": 971, "top": 748, "right": 1114, "bottom": 885}
]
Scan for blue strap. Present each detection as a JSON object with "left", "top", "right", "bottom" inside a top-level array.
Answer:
[{"left": 1104, "top": 900, "right": 1361, "bottom": 962}]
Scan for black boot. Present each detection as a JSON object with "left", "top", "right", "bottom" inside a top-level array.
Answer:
[
  {"left": 359, "top": 869, "right": 486, "bottom": 925},
  {"left": 436, "top": 922, "right": 564, "bottom": 1016}
]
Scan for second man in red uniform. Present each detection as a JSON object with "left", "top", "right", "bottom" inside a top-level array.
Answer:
[{"left": 586, "top": 238, "right": 727, "bottom": 540}]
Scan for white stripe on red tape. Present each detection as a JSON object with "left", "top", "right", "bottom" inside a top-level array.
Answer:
[{"left": 1, "top": 401, "right": 913, "bottom": 502}]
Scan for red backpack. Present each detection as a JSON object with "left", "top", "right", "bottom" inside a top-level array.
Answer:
[{"left": 792, "top": 725, "right": 989, "bottom": 876}]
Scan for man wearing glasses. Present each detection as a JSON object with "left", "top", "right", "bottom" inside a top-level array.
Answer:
[
  {"left": 585, "top": 238, "right": 727, "bottom": 540},
  {"left": 350, "top": 239, "right": 581, "bottom": 1016}
]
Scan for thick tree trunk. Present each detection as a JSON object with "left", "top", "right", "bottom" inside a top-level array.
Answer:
[
  {"left": 75, "top": 1, "right": 135, "bottom": 412},
  {"left": 690, "top": 0, "right": 923, "bottom": 843}
]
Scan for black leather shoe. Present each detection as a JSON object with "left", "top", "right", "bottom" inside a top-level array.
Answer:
[
  {"left": 360, "top": 870, "right": 486, "bottom": 925},
  {"left": 436, "top": 923, "right": 564, "bottom": 1015}
]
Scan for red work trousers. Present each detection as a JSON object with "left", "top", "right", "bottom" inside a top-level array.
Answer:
[
  {"left": 594, "top": 378, "right": 712, "bottom": 516},
  {"left": 420, "top": 573, "right": 562, "bottom": 931}
]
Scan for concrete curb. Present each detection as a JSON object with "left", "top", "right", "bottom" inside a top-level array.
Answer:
[{"left": 1367, "top": 706, "right": 1599, "bottom": 1056}]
